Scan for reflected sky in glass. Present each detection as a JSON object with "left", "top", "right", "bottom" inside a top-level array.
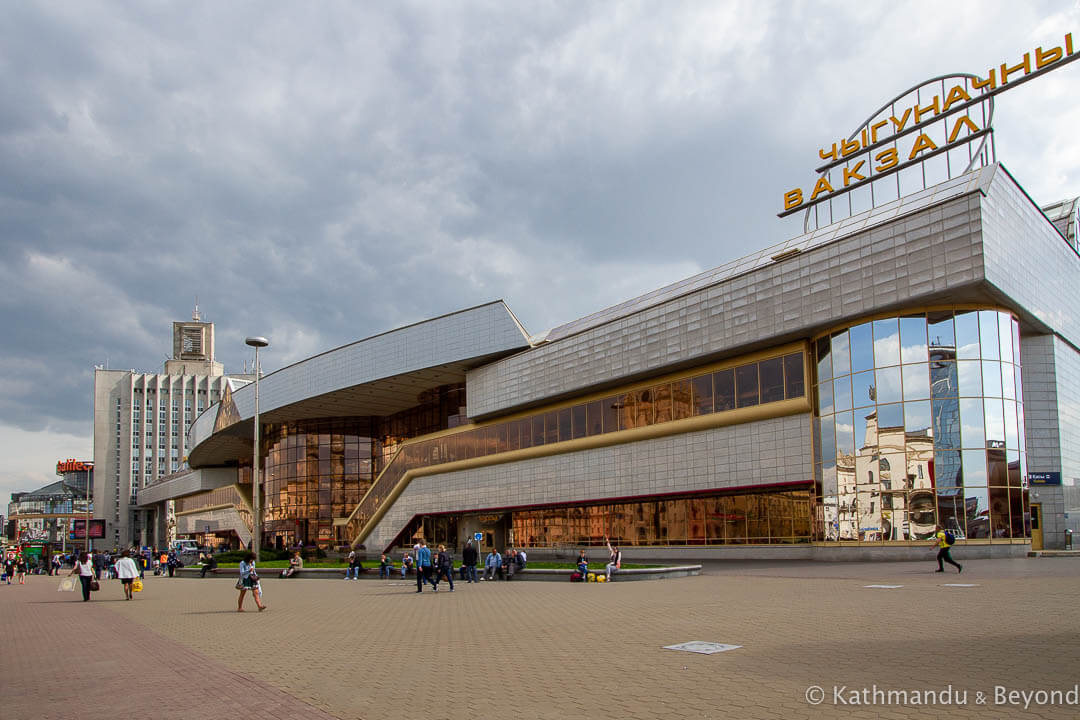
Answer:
[
  {"left": 900, "top": 316, "right": 928, "bottom": 364},
  {"left": 955, "top": 311, "right": 980, "bottom": 360}
]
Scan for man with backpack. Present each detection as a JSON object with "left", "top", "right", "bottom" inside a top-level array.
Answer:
[{"left": 931, "top": 524, "right": 963, "bottom": 573}]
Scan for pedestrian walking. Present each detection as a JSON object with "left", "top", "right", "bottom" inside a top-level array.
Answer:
[
  {"left": 414, "top": 540, "right": 433, "bottom": 593},
  {"left": 931, "top": 524, "right": 963, "bottom": 573},
  {"left": 461, "top": 540, "right": 478, "bottom": 583},
  {"left": 237, "top": 551, "right": 266, "bottom": 612},
  {"left": 167, "top": 549, "right": 179, "bottom": 578},
  {"left": 432, "top": 544, "right": 454, "bottom": 592},
  {"left": 16, "top": 557, "right": 28, "bottom": 585},
  {"left": 3, "top": 557, "right": 13, "bottom": 584},
  {"left": 115, "top": 550, "right": 140, "bottom": 600},
  {"left": 605, "top": 536, "right": 622, "bottom": 581},
  {"left": 70, "top": 552, "right": 95, "bottom": 601}
]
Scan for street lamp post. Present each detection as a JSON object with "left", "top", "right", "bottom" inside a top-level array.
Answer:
[{"left": 245, "top": 336, "right": 269, "bottom": 561}]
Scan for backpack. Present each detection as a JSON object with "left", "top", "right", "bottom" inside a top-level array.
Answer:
[
  {"left": 570, "top": 571, "right": 583, "bottom": 582},
  {"left": 943, "top": 531, "right": 956, "bottom": 545}
]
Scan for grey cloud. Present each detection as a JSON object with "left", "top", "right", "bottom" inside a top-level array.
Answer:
[{"left": 0, "top": 0, "right": 1075, "bottom": 446}]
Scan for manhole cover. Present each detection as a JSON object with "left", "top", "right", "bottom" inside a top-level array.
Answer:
[
  {"left": 863, "top": 584, "right": 903, "bottom": 589},
  {"left": 942, "top": 583, "right": 979, "bottom": 587},
  {"left": 663, "top": 642, "right": 742, "bottom": 655}
]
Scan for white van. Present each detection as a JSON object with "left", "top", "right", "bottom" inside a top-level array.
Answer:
[{"left": 171, "top": 539, "right": 199, "bottom": 555}]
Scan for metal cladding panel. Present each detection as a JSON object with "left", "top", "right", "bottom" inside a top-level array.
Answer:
[
  {"left": 1019, "top": 335, "right": 1080, "bottom": 549},
  {"left": 136, "top": 467, "right": 237, "bottom": 505},
  {"left": 1053, "top": 339, "right": 1080, "bottom": 542},
  {"left": 224, "top": 302, "right": 527, "bottom": 421},
  {"left": 468, "top": 171, "right": 994, "bottom": 418},
  {"left": 190, "top": 406, "right": 218, "bottom": 449},
  {"left": 364, "top": 413, "right": 813, "bottom": 552},
  {"left": 981, "top": 167, "right": 1080, "bottom": 347}
]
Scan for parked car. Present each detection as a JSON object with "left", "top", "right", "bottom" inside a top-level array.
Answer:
[{"left": 170, "top": 539, "right": 199, "bottom": 555}]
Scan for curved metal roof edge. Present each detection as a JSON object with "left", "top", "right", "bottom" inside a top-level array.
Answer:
[
  {"left": 249, "top": 299, "right": 525, "bottom": 384},
  {"left": 187, "top": 299, "right": 530, "bottom": 444}
]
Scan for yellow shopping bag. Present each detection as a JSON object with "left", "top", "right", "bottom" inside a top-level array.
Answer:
[{"left": 132, "top": 579, "right": 143, "bottom": 593}]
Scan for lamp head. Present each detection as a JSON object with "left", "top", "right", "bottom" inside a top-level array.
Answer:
[{"left": 244, "top": 336, "right": 269, "bottom": 348}]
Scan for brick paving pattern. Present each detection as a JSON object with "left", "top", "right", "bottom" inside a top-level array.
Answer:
[{"left": 3, "top": 558, "right": 1079, "bottom": 719}]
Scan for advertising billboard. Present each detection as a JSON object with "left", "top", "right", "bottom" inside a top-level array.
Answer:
[{"left": 70, "top": 519, "right": 106, "bottom": 540}]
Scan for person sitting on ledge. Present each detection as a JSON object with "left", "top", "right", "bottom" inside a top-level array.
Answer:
[
  {"left": 345, "top": 550, "right": 365, "bottom": 580},
  {"left": 605, "top": 537, "right": 622, "bottom": 581},
  {"left": 576, "top": 549, "right": 589, "bottom": 579},
  {"left": 484, "top": 548, "right": 502, "bottom": 581},
  {"left": 502, "top": 548, "right": 524, "bottom": 580},
  {"left": 400, "top": 552, "right": 414, "bottom": 579},
  {"left": 280, "top": 550, "right": 303, "bottom": 578},
  {"left": 200, "top": 552, "right": 218, "bottom": 578},
  {"left": 379, "top": 553, "right": 394, "bottom": 580}
]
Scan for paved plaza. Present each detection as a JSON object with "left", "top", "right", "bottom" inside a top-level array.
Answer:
[{"left": 3, "top": 558, "right": 1079, "bottom": 719}]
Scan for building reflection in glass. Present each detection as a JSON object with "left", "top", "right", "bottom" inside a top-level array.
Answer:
[
  {"left": 396, "top": 489, "right": 813, "bottom": 548},
  {"left": 814, "top": 309, "right": 1029, "bottom": 542}
]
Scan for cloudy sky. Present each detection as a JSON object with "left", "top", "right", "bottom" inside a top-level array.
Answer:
[{"left": 2, "top": 1, "right": 1078, "bottom": 504}]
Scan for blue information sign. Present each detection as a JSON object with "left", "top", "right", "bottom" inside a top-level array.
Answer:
[
  {"left": 1028, "top": 472, "right": 1062, "bottom": 486},
  {"left": 474, "top": 532, "right": 484, "bottom": 542}
]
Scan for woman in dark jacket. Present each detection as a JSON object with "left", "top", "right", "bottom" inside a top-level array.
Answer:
[{"left": 432, "top": 544, "right": 454, "bottom": 592}]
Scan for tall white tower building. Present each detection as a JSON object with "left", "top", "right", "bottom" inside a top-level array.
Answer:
[{"left": 92, "top": 310, "right": 246, "bottom": 547}]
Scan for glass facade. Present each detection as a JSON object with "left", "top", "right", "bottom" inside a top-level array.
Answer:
[
  {"left": 262, "top": 419, "right": 375, "bottom": 547},
  {"left": 395, "top": 489, "right": 812, "bottom": 550},
  {"left": 512, "top": 490, "right": 812, "bottom": 547},
  {"left": 346, "top": 350, "right": 807, "bottom": 543},
  {"left": 814, "top": 309, "right": 1029, "bottom": 542}
]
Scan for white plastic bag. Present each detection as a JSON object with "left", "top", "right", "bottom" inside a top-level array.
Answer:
[{"left": 58, "top": 577, "right": 76, "bottom": 592}]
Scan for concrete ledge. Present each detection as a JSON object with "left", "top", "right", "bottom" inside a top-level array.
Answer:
[
  {"left": 175, "top": 567, "right": 357, "bottom": 579},
  {"left": 510, "top": 565, "right": 701, "bottom": 582},
  {"left": 1028, "top": 550, "right": 1080, "bottom": 557},
  {"left": 550, "top": 543, "right": 1031, "bottom": 563},
  {"left": 174, "top": 565, "right": 702, "bottom": 581}
]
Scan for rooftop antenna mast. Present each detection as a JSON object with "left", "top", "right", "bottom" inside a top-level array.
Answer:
[{"left": 192, "top": 296, "right": 201, "bottom": 322}]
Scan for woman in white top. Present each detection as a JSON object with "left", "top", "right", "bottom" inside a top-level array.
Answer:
[
  {"left": 237, "top": 551, "right": 266, "bottom": 612},
  {"left": 115, "top": 550, "right": 141, "bottom": 600},
  {"left": 69, "top": 551, "right": 94, "bottom": 602}
]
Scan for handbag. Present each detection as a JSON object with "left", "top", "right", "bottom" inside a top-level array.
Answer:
[
  {"left": 89, "top": 578, "right": 100, "bottom": 591},
  {"left": 235, "top": 578, "right": 245, "bottom": 589}
]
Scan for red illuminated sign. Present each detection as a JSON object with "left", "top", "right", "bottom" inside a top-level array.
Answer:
[{"left": 56, "top": 459, "right": 93, "bottom": 474}]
